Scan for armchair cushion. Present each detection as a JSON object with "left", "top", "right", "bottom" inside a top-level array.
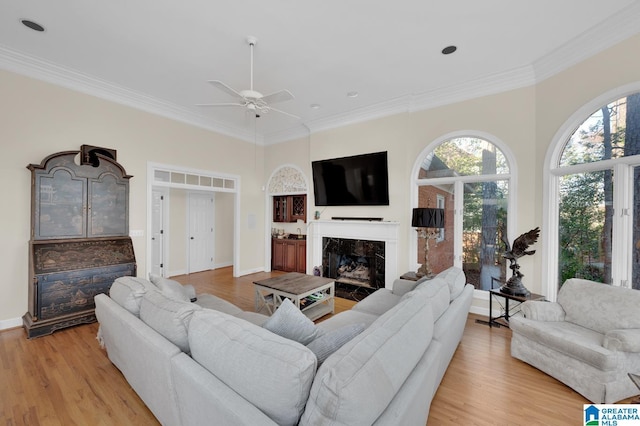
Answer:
[
  {"left": 603, "top": 329, "right": 640, "bottom": 352},
  {"left": 521, "top": 301, "right": 565, "bottom": 322},
  {"left": 510, "top": 316, "right": 617, "bottom": 371},
  {"left": 558, "top": 279, "right": 640, "bottom": 333}
]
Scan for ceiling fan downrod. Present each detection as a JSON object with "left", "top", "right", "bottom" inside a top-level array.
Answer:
[{"left": 247, "top": 36, "right": 257, "bottom": 92}]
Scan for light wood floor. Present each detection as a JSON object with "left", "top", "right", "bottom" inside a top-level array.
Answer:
[{"left": 1, "top": 267, "right": 635, "bottom": 425}]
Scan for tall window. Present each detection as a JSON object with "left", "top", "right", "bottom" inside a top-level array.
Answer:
[
  {"left": 550, "top": 93, "right": 640, "bottom": 290},
  {"left": 415, "top": 136, "right": 513, "bottom": 290}
]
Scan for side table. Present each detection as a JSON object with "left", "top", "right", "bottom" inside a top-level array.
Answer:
[{"left": 477, "top": 288, "right": 545, "bottom": 328}]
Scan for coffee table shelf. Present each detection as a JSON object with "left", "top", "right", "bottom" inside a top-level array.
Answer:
[{"left": 253, "top": 272, "right": 335, "bottom": 321}]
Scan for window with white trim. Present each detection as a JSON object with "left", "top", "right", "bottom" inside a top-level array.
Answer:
[
  {"left": 550, "top": 93, "right": 640, "bottom": 290},
  {"left": 415, "top": 136, "right": 512, "bottom": 290}
]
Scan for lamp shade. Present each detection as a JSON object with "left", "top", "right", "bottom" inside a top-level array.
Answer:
[{"left": 412, "top": 208, "right": 445, "bottom": 228}]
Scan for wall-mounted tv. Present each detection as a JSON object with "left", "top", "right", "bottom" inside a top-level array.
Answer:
[{"left": 312, "top": 151, "right": 390, "bottom": 206}]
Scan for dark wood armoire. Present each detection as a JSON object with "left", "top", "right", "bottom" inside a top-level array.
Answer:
[{"left": 23, "top": 149, "right": 136, "bottom": 338}]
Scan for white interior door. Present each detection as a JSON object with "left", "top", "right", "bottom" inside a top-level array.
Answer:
[
  {"left": 151, "top": 188, "right": 168, "bottom": 277},
  {"left": 188, "top": 192, "right": 214, "bottom": 273}
]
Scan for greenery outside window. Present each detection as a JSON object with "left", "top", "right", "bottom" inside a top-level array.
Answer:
[{"left": 551, "top": 94, "right": 640, "bottom": 290}]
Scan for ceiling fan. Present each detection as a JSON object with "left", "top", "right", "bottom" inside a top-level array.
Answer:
[{"left": 197, "top": 36, "right": 299, "bottom": 119}]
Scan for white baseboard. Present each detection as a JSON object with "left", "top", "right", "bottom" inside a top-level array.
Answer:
[
  {"left": 0, "top": 317, "right": 23, "bottom": 332},
  {"left": 235, "top": 266, "right": 265, "bottom": 277},
  {"left": 469, "top": 305, "right": 490, "bottom": 318},
  {"left": 213, "top": 261, "right": 233, "bottom": 269},
  {"left": 168, "top": 269, "right": 187, "bottom": 277}
]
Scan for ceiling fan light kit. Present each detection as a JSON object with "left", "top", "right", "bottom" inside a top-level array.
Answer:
[{"left": 197, "top": 36, "right": 299, "bottom": 119}]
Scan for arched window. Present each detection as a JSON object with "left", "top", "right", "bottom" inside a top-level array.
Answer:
[
  {"left": 413, "top": 135, "right": 514, "bottom": 290},
  {"left": 548, "top": 93, "right": 640, "bottom": 291}
]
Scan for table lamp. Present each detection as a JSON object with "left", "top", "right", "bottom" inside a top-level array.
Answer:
[{"left": 412, "top": 207, "right": 445, "bottom": 278}]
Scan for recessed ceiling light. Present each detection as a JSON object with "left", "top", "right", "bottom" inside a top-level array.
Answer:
[
  {"left": 21, "top": 19, "right": 45, "bottom": 32},
  {"left": 441, "top": 45, "right": 457, "bottom": 55},
  {"left": 310, "top": 104, "right": 321, "bottom": 110},
  {"left": 347, "top": 91, "right": 359, "bottom": 98}
]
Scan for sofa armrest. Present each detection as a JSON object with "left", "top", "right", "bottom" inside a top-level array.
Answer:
[
  {"left": 391, "top": 278, "right": 420, "bottom": 296},
  {"left": 521, "top": 301, "right": 565, "bottom": 321},
  {"left": 603, "top": 329, "right": 640, "bottom": 352}
]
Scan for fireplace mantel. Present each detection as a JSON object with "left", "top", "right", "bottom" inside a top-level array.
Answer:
[{"left": 308, "top": 220, "right": 399, "bottom": 289}]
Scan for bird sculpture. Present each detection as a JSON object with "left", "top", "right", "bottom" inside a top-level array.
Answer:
[
  {"left": 502, "top": 227, "right": 540, "bottom": 262},
  {"left": 499, "top": 226, "right": 540, "bottom": 297}
]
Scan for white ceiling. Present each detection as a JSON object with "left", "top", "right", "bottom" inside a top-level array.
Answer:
[{"left": 2, "top": 1, "right": 640, "bottom": 144}]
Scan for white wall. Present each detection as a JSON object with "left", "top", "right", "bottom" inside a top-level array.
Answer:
[
  {"left": 265, "top": 32, "right": 640, "bottom": 316},
  {"left": 0, "top": 70, "right": 264, "bottom": 327},
  {"left": 3, "top": 32, "right": 640, "bottom": 327}
]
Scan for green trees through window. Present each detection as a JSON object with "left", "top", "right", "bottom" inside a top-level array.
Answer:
[
  {"left": 417, "top": 137, "right": 510, "bottom": 290},
  {"left": 557, "top": 93, "right": 640, "bottom": 289}
]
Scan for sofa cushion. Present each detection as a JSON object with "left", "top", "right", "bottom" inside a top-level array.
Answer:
[
  {"left": 149, "top": 273, "right": 192, "bottom": 302},
  {"left": 301, "top": 283, "right": 435, "bottom": 425},
  {"left": 409, "top": 277, "right": 450, "bottom": 321},
  {"left": 306, "top": 323, "right": 365, "bottom": 365},
  {"left": 262, "top": 298, "right": 320, "bottom": 345},
  {"left": 435, "top": 266, "right": 466, "bottom": 301},
  {"left": 139, "top": 290, "right": 202, "bottom": 353},
  {"left": 109, "top": 276, "right": 158, "bottom": 316},
  {"left": 315, "top": 309, "right": 379, "bottom": 334},
  {"left": 189, "top": 309, "right": 317, "bottom": 426},
  {"left": 558, "top": 278, "right": 640, "bottom": 334},
  {"left": 193, "top": 293, "right": 243, "bottom": 316},
  {"left": 352, "top": 288, "right": 401, "bottom": 316},
  {"left": 234, "top": 311, "right": 270, "bottom": 326}
]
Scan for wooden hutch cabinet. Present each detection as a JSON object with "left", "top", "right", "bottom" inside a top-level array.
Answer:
[
  {"left": 273, "top": 194, "right": 306, "bottom": 223},
  {"left": 23, "top": 150, "right": 136, "bottom": 338}
]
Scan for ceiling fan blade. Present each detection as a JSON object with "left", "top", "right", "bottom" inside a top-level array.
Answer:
[
  {"left": 196, "top": 102, "right": 246, "bottom": 107},
  {"left": 207, "top": 80, "right": 244, "bottom": 99},
  {"left": 268, "top": 106, "right": 300, "bottom": 120},
  {"left": 261, "top": 89, "right": 294, "bottom": 105}
]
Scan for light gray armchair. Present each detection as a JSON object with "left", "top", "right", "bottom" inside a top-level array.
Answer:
[{"left": 510, "top": 278, "right": 640, "bottom": 403}]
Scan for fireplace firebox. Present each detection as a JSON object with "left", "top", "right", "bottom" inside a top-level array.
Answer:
[{"left": 322, "top": 237, "right": 385, "bottom": 301}]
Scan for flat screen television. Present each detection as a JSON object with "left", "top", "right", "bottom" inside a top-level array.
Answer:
[{"left": 312, "top": 151, "right": 389, "bottom": 206}]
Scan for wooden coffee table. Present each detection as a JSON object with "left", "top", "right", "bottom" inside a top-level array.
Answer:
[{"left": 253, "top": 272, "right": 335, "bottom": 321}]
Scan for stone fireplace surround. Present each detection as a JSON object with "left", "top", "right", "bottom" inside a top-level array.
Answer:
[{"left": 308, "top": 220, "right": 399, "bottom": 289}]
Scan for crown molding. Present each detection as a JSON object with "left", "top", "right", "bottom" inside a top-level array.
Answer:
[
  {"left": 532, "top": 2, "right": 640, "bottom": 82},
  {"left": 409, "top": 65, "right": 537, "bottom": 113},
  {"left": 0, "top": 45, "right": 260, "bottom": 144},
  {"left": 2, "top": 0, "right": 640, "bottom": 147},
  {"left": 305, "top": 95, "right": 411, "bottom": 134}
]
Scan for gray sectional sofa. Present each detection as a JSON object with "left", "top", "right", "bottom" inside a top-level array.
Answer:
[
  {"left": 95, "top": 267, "right": 473, "bottom": 425},
  {"left": 510, "top": 278, "right": 640, "bottom": 403}
]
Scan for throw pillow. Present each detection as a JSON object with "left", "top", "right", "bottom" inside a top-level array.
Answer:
[
  {"left": 307, "top": 323, "right": 365, "bottom": 364},
  {"left": 262, "top": 298, "right": 320, "bottom": 345},
  {"left": 149, "top": 273, "right": 191, "bottom": 302}
]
